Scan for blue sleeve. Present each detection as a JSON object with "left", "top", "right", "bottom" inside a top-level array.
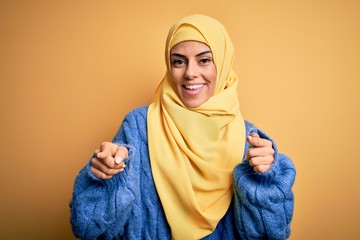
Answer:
[
  {"left": 70, "top": 108, "right": 146, "bottom": 240},
  {"left": 233, "top": 121, "right": 296, "bottom": 240}
]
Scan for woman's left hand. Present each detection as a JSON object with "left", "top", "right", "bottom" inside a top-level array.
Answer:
[{"left": 246, "top": 133, "right": 275, "bottom": 173}]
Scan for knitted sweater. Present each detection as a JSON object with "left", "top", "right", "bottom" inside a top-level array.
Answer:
[{"left": 70, "top": 106, "right": 296, "bottom": 240}]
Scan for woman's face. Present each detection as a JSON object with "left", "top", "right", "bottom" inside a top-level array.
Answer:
[{"left": 170, "top": 41, "right": 217, "bottom": 108}]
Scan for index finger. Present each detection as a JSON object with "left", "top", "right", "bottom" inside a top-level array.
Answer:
[
  {"left": 247, "top": 133, "right": 272, "bottom": 148},
  {"left": 97, "top": 142, "right": 117, "bottom": 159}
]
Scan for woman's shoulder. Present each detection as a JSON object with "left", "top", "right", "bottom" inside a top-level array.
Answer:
[
  {"left": 116, "top": 106, "right": 149, "bottom": 142},
  {"left": 125, "top": 105, "right": 149, "bottom": 119},
  {"left": 121, "top": 105, "right": 149, "bottom": 126}
]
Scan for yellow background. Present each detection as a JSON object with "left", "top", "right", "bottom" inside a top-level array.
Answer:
[{"left": 1, "top": 0, "right": 359, "bottom": 239}]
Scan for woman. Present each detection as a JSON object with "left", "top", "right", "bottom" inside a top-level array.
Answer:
[{"left": 70, "top": 15, "right": 296, "bottom": 240}]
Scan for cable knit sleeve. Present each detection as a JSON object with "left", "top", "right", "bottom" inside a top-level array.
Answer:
[
  {"left": 233, "top": 121, "right": 296, "bottom": 240},
  {"left": 70, "top": 107, "right": 147, "bottom": 240}
]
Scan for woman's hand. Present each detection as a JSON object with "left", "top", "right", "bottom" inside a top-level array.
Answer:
[
  {"left": 246, "top": 133, "right": 275, "bottom": 173},
  {"left": 90, "top": 142, "right": 129, "bottom": 179}
]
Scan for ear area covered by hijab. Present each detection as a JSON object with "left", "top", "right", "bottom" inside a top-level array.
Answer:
[{"left": 147, "top": 15, "right": 246, "bottom": 240}]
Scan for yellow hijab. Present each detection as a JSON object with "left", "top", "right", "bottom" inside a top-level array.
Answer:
[{"left": 147, "top": 15, "right": 246, "bottom": 239}]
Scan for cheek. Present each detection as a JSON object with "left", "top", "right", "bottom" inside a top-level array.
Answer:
[
  {"left": 207, "top": 66, "right": 217, "bottom": 95},
  {"left": 170, "top": 69, "right": 182, "bottom": 84},
  {"left": 208, "top": 66, "right": 217, "bottom": 85}
]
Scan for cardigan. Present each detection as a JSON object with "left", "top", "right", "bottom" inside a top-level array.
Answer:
[{"left": 70, "top": 106, "right": 296, "bottom": 240}]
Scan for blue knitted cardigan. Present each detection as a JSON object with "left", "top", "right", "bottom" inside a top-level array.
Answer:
[{"left": 70, "top": 106, "right": 296, "bottom": 240}]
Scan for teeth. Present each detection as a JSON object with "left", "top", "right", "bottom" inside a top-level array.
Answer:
[{"left": 184, "top": 84, "right": 205, "bottom": 90}]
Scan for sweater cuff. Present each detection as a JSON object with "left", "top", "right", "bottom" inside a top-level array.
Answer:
[{"left": 234, "top": 153, "right": 281, "bottom": 191}]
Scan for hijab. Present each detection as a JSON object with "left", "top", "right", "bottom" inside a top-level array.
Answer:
[{"left": 147, "top": 14, "right": 246, "bottom": 239}]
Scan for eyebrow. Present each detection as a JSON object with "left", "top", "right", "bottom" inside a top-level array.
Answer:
[{"left": 170, "top": 50, "right": 212, "bottom": 58}]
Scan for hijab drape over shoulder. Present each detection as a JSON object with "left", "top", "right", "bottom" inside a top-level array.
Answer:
[{"left": 147, "top": 15, "right": 246, "bottom": 239}]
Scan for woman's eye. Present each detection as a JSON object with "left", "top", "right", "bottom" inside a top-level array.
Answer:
[
  {"left": 171, "top": 59, "right": 186, "bottom": 67},
  {"left": 199, "top": 58, "right": 212, "bottom": 65}
]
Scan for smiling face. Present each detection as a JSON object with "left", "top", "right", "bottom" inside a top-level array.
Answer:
[{"left": 170, "top": 41, "right": 217, "bottom": 108}]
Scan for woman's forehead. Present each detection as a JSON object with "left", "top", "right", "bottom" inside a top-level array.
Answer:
[{"left": 170, "top": 41, "right": 211, "bottom": 53}]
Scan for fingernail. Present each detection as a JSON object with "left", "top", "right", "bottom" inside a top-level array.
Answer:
[
  {"left": 97, "top": 153, "right": 102, "bottom": 158},
  {"left": 247, "top": 135, "right": 252, "bottom": 141},
  {"left": 114, "top": 156, "right": 122, "bottom": 164}
]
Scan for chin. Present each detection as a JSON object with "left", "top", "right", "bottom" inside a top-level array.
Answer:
[{"left": 183, "top": 100, "right": 204, "bottom": 109}]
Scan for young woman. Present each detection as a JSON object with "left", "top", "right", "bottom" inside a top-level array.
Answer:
[{"left": 70, "top": 15, "right": 296, "bottom": 240}]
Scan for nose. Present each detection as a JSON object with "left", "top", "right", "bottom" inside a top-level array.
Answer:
[{"left": 184, "top": 61, "right": 199, "bottom": 80}]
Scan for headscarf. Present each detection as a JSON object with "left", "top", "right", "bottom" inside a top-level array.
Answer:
[{"left": 147, "top": 15, "right": 246, "bottom": 239}]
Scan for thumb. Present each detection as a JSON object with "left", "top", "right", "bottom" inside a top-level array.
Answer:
[{"left": 114, "top": 146, "right": 129, "bottom": 164}]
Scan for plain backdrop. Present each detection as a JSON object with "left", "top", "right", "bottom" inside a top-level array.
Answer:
[{"left": 0, "top": 0, "right": 359, "bottom": 239}]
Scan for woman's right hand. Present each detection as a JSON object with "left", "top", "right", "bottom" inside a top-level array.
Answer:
[{"left": 90, "top": 142, "right": 129, "bottom": 179}]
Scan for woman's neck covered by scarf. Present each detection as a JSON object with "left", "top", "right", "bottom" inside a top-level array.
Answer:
[{"left": 147, "top": 15, "right": 246, "bottom": 239}]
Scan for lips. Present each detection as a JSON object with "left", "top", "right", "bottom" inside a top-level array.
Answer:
[{"left": 183, "top": 84, "right": 205, "bottom": 90}]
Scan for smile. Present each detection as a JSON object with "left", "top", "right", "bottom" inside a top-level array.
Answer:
[{"left": 183, "top": 84, "right": 205, "bottom": 90}]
